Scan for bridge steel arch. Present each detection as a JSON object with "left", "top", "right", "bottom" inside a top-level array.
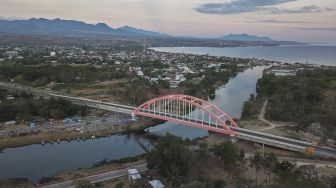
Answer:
[{"left": 133, "top": 94, "right": 238, "bottom": 135}]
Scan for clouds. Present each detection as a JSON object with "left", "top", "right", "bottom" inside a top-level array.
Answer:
[
  {"left": 243, "top": 19, "right": 314, "bottom": 24},
  {"left": 298, "top": 28, "right": 336, "bottom": 32},
  {"left": 266, "top": 5, "right": 334, "bottom": 14},
  {"left": 195, "top": 0, "right": 334, "bottom": 15}
]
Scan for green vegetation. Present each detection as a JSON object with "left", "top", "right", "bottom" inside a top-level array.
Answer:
[
  {"left": 74, "top": 179, "right": 94, "bottom": 188},
  {"left": 182, "top": 70, "right": 232, "bottom": 99},
  {"left": 146, "top": 134, "right": 332, "bottom": 187},
  {"left": 0, "top": 90, "right": 86, "bottom": 122},
  {"left": 147, "top": 134, "right": 190, "bottom": 185},
  {"left": 0, "top": 64, "right": 128, "bottom": 87},
  {"left": 243, "top": 68, "right": 336, "bottom": 139},
  {"left": 211, "top": 141, "right": 240, "bottom": 169}
]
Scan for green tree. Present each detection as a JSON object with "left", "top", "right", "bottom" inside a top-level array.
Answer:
[
  {"left": 50, "top": 108, "right": 65, "bottom": 120},
  {"left": 263, "top": 152, "right": 278, "bottom": 185},
  {"left": 211, "top": 141, "right": 239, "bottom": 169},
  {"left": 146, "top": 134, "right": 190, "bottom": 186},
  {"left": 250, "top": 152, "right": 263, "bottom": 186},
  {"left": 239, "top": 149, "right": 245, "bottom": 163}
]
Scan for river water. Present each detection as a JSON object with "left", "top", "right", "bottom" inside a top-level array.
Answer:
[{"left": 0, "top": 66, "right": 266, "bottom": 183}]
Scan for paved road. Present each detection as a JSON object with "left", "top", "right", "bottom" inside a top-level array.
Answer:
[{"left": 38, "top": 163, "right": 147, "bottom": 188}]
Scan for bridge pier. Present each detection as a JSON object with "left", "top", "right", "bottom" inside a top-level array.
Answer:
[
  {"left": 131, "top": 112, "right": 137, "bottom": 121},
  {"left": 230, "top": 134, "right": 238, "bottom": 144}
]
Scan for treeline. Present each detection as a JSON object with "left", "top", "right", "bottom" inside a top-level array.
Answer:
[
  {"left": 0, "top": 64, "right": 128, "bottom": 87},
  {"left": 146, "top": 134, "right": 333, "bottom": 188},
  {"left": 0, "top": 90, "right": 86, "bottom": 122},
  {"left": 244, "top": 68, "right": 336, "bottom": 138},
  {"left": 182, "top": 70, "right": 232, "bottom": 99}
]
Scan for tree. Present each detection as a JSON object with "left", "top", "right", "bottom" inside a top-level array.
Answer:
[
  {"left": 211, "top": 141, "right": 239, "bottom": 169},
  {"left": 263, "top": 152, "right": 278, "bottom": 185},
  {"left": 50, "top": 108, "right": 65, "bottom": 120},
  {"left": 250, "top": 152, "right": 263, "bottom": 186},
  {"left": 239, "top": 149, "right": 245, "bottom": 163},
  {"left": 275, "top": 160, "right": 294, "bottom": 174},
  {"left": 146, "top": 134, "right": 190, "bottom": 186}
]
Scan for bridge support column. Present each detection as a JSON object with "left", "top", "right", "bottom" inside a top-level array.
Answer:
[
  {"left": 131, "top": 112, "right": 137, "bottom": 122},
  {"left": 229, "top": 134, "right": 237, "bottom": 144}
]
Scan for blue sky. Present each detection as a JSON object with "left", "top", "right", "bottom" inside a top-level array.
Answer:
[{"left": 0, "top": 0, "right": 336, "bottom": 43}]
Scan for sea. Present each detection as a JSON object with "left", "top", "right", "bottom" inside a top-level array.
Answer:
[{"left": 152, "top": 44, "right": 336, "bottom": 66}]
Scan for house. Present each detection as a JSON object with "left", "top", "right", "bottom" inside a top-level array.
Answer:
[
  {"left": 133, "top": 67, "right": 142, "bottom": 72},
  {"left": 46, "top": 82, "right": 56, "bottom": 90},
  {"left": 4, "top": 120, "right": 16, "bottom": 126},
  {"left": 6, "top": 95, "right": 15, "bottom": 100},
  {"left": 169, "top": 80, "right": 181, "bottom": 88},
  {"left": 150, "top": 77, "right": 159, "bottom": 83},
  {"left": 5, "top": 51, "right": 17, "bottom": 58},
  {"left": 149, "top": 180, "right": 165, "bottom": 188},
  {"left": 127, "top": 168, "right": 142, "bottom": 184},
  {"left": 137, "top": 70, "right": 144, "bottom": 77},
  {"left": 175, "top": 74, "right": 186, "bottom": 82},
  {"left": 271, "top": 69, "right": 296, "bottom": 77}
]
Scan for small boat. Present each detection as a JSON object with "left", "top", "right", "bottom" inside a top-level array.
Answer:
[
  {"left": 93, "top": 158, "right": 107, "bottom": 167},
  {"left": 91, "top": 135, "right": 96, "bottom": 139},
  {"left": 57, "top": 139, "right": 61, "bottom": 143},
  {"left": 41, "top": 140, "right": 45, "bottom": 145}
]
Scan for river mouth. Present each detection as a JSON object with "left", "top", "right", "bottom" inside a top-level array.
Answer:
[{"left": 0, "top": 66, "right": 266, "bottom": 183}]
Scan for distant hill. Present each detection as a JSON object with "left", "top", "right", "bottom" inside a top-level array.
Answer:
[
  {"left": 0, "top": 18, "right": 169, "bottom": 38},
  {"left": 116, "top": 26, "right": 169, "bottom": 37},
  {"left": 219, "top": 34, "right": 274, "bottom": 42}
]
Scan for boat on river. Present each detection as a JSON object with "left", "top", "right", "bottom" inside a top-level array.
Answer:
[{"left": 93, "top": 157, "right": 107, "bottom": 167}]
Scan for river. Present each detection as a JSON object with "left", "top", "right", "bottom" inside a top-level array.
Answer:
[{"left": 0, "top": 66, "right": 266, "bottom": 183}]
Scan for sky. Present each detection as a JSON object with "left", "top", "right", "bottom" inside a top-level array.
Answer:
[{"left": 0, "top": 0, "right": 336, "bottom": 43}]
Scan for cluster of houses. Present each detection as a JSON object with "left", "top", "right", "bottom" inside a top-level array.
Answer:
[
  {"left": 130, "top": 66, "right": 187, "bottom": 88},
  {"left": 28, "top": 116, "right": 83, "bottom": 128}
]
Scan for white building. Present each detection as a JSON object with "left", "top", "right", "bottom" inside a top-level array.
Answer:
[
  {"left": 149, "top": 180, "right": 165, "bottom": 188},
  {"left": 137, "top": 70, "right": 144, "bottom": 77},
  {"left": 271, "top": 69, "right": 296, "bottom": 77},
  {"left": 50, "top": 52, "right": 56, "bottom": 56}
]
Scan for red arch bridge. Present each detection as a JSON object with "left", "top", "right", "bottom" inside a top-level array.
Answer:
[{"left": 132, "top": 94, "right": 238, "bottom": 135}]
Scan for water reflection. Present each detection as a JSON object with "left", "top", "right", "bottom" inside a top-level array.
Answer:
[
  {"left": 147, "top": 66, "right": 266, "bottom": 139},
  {"left": 0, "top": 133, "right": 152, "bottom": 182}
]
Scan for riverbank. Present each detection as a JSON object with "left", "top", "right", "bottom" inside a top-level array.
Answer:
[{"left": 0, "top": 118, "right": 162, "bottom": 150}]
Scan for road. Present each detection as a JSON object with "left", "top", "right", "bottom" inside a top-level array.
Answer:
[
  {"left": 258, "top": 99, "right": 289, "bottom": 131},
  {"left": 38, "top": 163, "right": 147, "bottom": 188}
]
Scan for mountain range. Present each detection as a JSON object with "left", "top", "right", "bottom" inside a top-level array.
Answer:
[
  {"left": 0, "top": 18, "right": 276, "bottom": 42},
  {"left": 219, "top": 34, "right": 274, "bottom": 42},
  {"left": 0, "top": 18, "right": 169, "bottom": 38}
]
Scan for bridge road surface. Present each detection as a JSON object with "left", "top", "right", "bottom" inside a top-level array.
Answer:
[{"left": 38, "top": 163, "right": 147, "bottom": 188}]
